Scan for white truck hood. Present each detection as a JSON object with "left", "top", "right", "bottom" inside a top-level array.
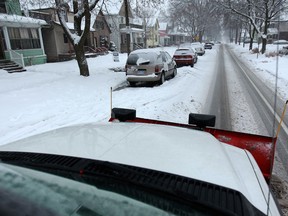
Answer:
[{"left": 0, "top": 122, "right": 279, "bottom": 215}]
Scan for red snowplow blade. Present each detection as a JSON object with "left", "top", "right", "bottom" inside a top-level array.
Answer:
[
  {"left": 109, "top": 116, "right": 276, "bottom": 182},
  {"left": 205, "top": 127, "right": 275, "bottom": 182}
]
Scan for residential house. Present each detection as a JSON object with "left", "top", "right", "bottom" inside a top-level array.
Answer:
[
  {"left": 0, "top": 0, "right": 47, "bottom": 66},
  {"left": 278, "top": 22, "right": 288, "bottom": 41},
  {"left": 159, "top": 22, "right": 170, "bottom": 46},
  {"left": 29, "top": 6, "right": 111, "bottom": 62},
  {"left": 103, "top": 0, "right": 144, "bottom": 53},
  {"left": 167, "top": 24, "right": 191, "bottom": 46},
  {"left": 145, "top": 17, "right": 160, "bottom": 48},
  {"left": 267, "top": 14, "right": 288, "bottom": 43},
  {"left": 89, "top": 10, "right": 111, "bottom": 50}
]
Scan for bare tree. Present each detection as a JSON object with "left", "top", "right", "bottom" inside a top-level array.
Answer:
[
  {"left": 124, "top": 0, "right": 163, "bottom": 52},
  {"left": 217, "top": 0, "right": 288, "bottom": 53},
  {"left": 55, "top": 0, "right": 100, "bottom": 77},
  {"left": 168, "top": 0, "right": 220, "bottom": 42}
]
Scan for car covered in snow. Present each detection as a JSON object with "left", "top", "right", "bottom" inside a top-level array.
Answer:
[
  {"left": 204, "top": 42, "right": 213, "bottom": 49},
  {"left": 125, "top": 49, "right": 177, "bottom": 86},
  {"left": 191, "top": 42, "right": 205, "bottom": 56},
  {"left": 0, "top": 108, "right": 282, "bottom": 215},
  {"left": 173, "top": 47, "right": 197, "bottom": 67}
]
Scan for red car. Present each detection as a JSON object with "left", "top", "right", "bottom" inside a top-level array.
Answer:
[{"left": 173, "top": 47, "right": 196, "bottom": 67}]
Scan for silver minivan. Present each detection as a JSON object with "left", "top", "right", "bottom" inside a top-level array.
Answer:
[{"left": 125, "top": 49, "right": 177, "bottom": 86}]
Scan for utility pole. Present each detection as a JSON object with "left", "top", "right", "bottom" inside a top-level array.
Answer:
[{"left": 124, "top": 0, "right": 131, "bottom": 54}]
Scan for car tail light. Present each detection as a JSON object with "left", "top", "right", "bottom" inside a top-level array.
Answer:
[{"left": 155, "top": 65, "right": 161, "bottom": 72}]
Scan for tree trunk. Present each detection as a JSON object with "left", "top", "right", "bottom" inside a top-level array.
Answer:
[
  {"left": 235, "top": 27, "right": 238, "bottom": 44},
  {"left": 261, "top": 2, "right": 269, "bottom": 54},
  {"left": 261, "top": 37, "right": 267, "bottom": 54},
  {"left": 261, "top": 21, "right": 269, "bottom": 54},
  {"left": 249, "top": 27, "right": 256, "bottom": 50},
  {"left": 74, "top": 44, "right": 89, "bottom": 77},
  {"left": 199, "top": 30, "right": 203, "bottom": 42},
  {"left": 124, "top": 0, "right": 131, "bottom": 54}
]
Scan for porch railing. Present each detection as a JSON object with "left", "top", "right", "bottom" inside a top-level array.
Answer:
[
  {"left": 133, "top": 43, "right": 144, "bottom": 50},
  {"left": 9, "top": 50, "right": 25, "bottom": 68}
]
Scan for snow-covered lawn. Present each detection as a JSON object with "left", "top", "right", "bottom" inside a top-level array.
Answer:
[{"left": 0, "top": 46, "right": 218, "bottom": 145}]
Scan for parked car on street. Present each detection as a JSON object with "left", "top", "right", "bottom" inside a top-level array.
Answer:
[
  {"left": 0, "top": 107, "right": 281, "bottom": 215},
  {"left": 173, "top": 47, "right": 196, "bottom": 67},
  {"left": 191, "top": 42, "right": 205, "bottom": 56},
  {"left": 179, "top": 43, "right": 200, "bottom": 60},
  {"left": 125, "top": 49, "right": 177, "bottom": 86},
  {"left": 204, "top": 43, "right": 213, "bottom": 49}
]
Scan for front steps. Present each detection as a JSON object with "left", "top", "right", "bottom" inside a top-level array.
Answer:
[{"left": 0, "top": 59, "right": 26, "bottom": 73}]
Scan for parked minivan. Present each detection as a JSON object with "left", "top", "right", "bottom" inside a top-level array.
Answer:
[{"left": 125, "top": 49, "right": 177, "bottom": 86}]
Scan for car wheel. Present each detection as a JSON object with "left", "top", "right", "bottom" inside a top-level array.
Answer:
[
  {"left": 159, "top": 72, "right": 165, "bottom": 85},
  {"left": 129, "top": 81, "right": 136, "bottom": 87},
  {"left": 171, "top": 67, "right": 177, "bottom": 78},
  {"left": 191, "top": 62, "right": 194, "bottom": 67}
]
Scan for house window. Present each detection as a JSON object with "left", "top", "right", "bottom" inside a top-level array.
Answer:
[
  {"left": 8, "top": 27, "right": 40, "bottom": 49},
  {"left": 0, "top": 0, "right": 6, "bottom": 13}
]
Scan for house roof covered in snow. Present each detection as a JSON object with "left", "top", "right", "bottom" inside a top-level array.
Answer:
[{"left": 0, "top": 13, "right": 47, "bottom": 28}]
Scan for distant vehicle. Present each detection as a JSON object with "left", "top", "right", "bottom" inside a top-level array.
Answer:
[
  {"left": 191, "top": 43, "right": 205, "bottom": 56},
  {"left": 204, "top": 43, "right": 213, "bottom": 49},
  {"left": 173, "top": 47, "right": 196, "bottom": 67},
  {"left": 125, "top": 49, "right": 177, "bottom": 86},
  {"left": 0, "top": 107, "right": 281, "bottom": 215}
]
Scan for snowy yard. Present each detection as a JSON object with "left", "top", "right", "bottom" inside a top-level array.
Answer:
[{"left": 0, "top": 46, "right": 218, "bottom": 145}]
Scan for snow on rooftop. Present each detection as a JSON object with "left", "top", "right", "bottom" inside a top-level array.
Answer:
[{"left": 0, "top": 13, "right": 47, "bottom": 27}]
